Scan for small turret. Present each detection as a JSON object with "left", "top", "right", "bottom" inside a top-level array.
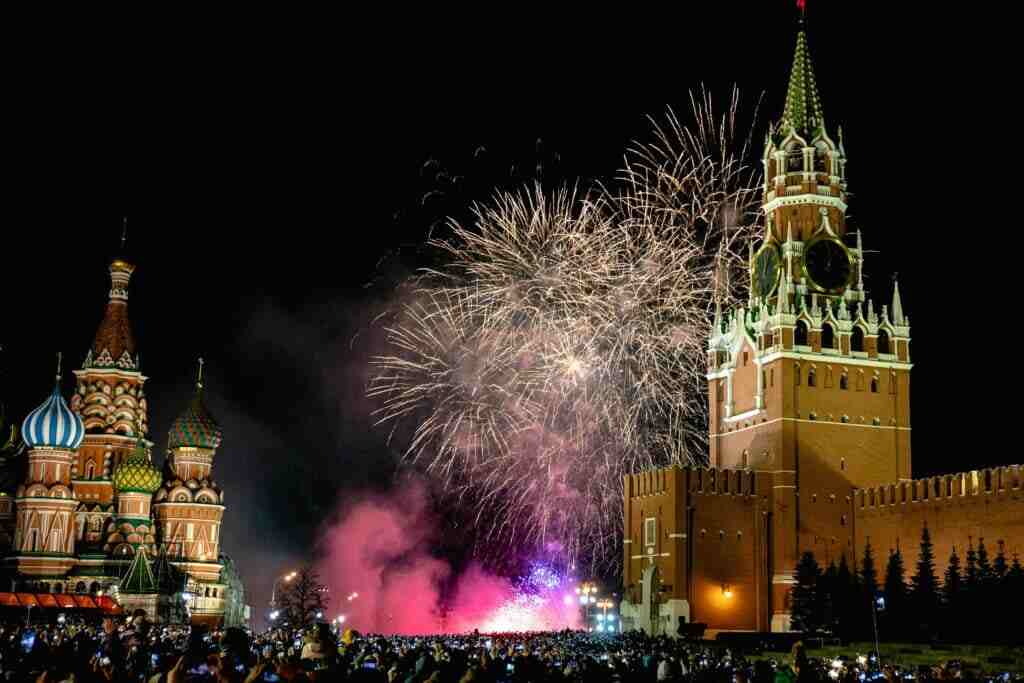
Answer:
[{"left": 892, "top": 279, "right": 905, "bottom": 326}]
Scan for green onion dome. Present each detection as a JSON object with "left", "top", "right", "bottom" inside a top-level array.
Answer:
[
  {"left": 113, "top": 439, "right": 162, "bottom": 494},
  {"left": 167, "top": 388, "right": 222, "bottom": 450}
]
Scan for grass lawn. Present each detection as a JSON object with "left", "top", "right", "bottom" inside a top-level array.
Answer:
[{"left": 754, "top": 642, "right": 1024, "bottom": 673}]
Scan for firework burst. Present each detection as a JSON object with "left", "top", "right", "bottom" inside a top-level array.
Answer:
[{"left": 370, "top": 89, "right": 762, "bottom": 572}]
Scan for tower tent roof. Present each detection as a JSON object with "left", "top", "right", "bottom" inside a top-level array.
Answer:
[
  {"left": 121, "top": 547, "right": 158, "bottom": 594},
  {"left": 83, "top": 259, "right": 138, "bottom": 371},
  {"left": 781, "top": 27, "right": 825, "bottom": 139}
]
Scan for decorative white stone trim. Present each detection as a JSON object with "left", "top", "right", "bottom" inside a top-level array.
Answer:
[
  {"left": 762, "top": 193, "right": 847, "bottom": 215},
  {"left": 724, "top": 407, "right": 765, "bottom": 424},
  {"left": 714, "top": 416, "right": 911, "bottom": 437}
]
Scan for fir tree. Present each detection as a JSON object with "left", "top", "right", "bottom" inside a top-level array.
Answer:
[
  {"left": 859, "top": 539, "right": 880, "bottom": 640},
  {"left": 910, "top": 524, "right": 939, "bottom": 640},
  {"left": 790, "top": 551, "right": 821, "bottom": 633},
  {"left": 964, "top": 538, "right": 978, "bottom": 590},
  {"left": 1008, "top": 552, "right": 1024, "bottom": 627},
  {"left": 941, "top": 546, "right": 962, "bottom": 607},
  {"left": 993, "top": 540, "right": 1009, "bottom": 583},
  {"left": 835, "top": 553, "right": 855, "bottom": 641},
  {"left": 1008, "top": 552, "right": 1024, "bottom": 585},
  {"left": 820, "top": 560, "right": 837, "bottom": 633},
  {"left": 976, "top": 537, "right": 992, "bottom": 585},
  {"left": 883, "top": 546, "right": 908, "bottom": 641},
  {"left": 861, "top": 540, "right": 879, "bottom": 599},
  {"left": 941, "top": 546, "right": 963, "bottom": 642},
  {"left": 963, "top": 538, "right": 980, "bottom": 643}
]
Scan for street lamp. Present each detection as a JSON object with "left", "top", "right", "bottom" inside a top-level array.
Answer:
[{"left": 270, "top": 570, "right": 297, "bottom": 609}]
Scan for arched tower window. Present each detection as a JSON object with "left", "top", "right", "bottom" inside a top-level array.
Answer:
[
  {"left": 814, "top": 143, "right": 829, "bottom": 173},
  {"left": 795, "top": 320, "right": 809, "bottom": 346},
  {"left": 877, "top": 330, "right": 891, "bottom": 354},
  {"left": 75, "top": 582, "right": 86, "bottom": 594},
  {"left": 839, "top": 373, "right": 849, "bottom": 390},
  {"left": 871, "top": 376, "right": 879, "bottom": 393},
  {"left": 89, "top": 582, "right": 100, "bottom": 595},
  {"left": 786, "top": 145, "right": 803, "bottom": 172},
  {"left": 741, "top": 451, "right": 749, "bottom": 469},
  {"left": 821, "top": 324, "right": 835, "bottom": 350},
  {"left": 851, "top": 327, "right": 865, "bottom": 352},
  {"left": 807, "top": 367, "right": 817, "bottom": 387}
]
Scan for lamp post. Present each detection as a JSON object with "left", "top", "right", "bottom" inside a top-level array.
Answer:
[
  {"left": 270, "top": 570, "right": 297, "bottom": 609},
  {"left": 870, "top": 595, "right": 884, "bottom": 665},
  {"left": 575, "top": 582, "right": 600, "bottom": 630}
]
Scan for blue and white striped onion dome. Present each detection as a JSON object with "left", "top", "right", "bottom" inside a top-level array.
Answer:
[{"left": 22, "top": 383, "right": 84, "bottom": 450}]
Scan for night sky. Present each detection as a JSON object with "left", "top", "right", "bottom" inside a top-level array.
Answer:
[{"left": 1, "top": 4, "right": 1003, "bottom": 619}]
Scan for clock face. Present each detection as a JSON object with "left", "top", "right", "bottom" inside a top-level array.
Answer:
[
  {"left": 803, "top": 238, "right": 852, "bottom": 292},
  {"left": 752, "top": 244, "right": 781, "bottom": 299}
]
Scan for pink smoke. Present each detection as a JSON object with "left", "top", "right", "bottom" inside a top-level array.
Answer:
[{"left": 317, "top": 482, "right": 580, "bottom": 634}]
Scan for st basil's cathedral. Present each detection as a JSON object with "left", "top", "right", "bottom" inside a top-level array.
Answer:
[{"left": 0, "top": 256, "right": 244, "bottom": 626}]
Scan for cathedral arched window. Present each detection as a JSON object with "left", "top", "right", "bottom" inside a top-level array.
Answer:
[
  {"left": 75, "top": 582, "right": 86, "bottom": 594},
  {"left": 871, "top": 376, "right": 879, "bottom": 393},
  {"left": 795, "top": 320, "right": 809, "bottom": 346},
  {"left": 90, "top": 582, "right": 100, "bottom": 595},
  {"left": 55, "top": 584, "right": 63, "bottom": 594},
  {"left": 741, "top": 450, "right": 749, "bottom": 469},
  {"left": 840, "top": 374, "right": 848, "bottom": 390},
  {"left": 821, "top": 323, "right": 835, "bottom": 350},
  {"left": 877, "top": 330, "right": 891, "bottom": 354},
  {"left": 851, "top": 327, "right": 865, "bottom": 352},
  {"left": 86, "top": 461, "right": 95, "bottom": 479},
  {"left": 807, "top": 367, "right": 816, "bottom": 387}
]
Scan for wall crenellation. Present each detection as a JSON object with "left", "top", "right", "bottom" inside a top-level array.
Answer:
[
  {"left": 626, "top": 465, "right": 759, "bottom": 499},
  {"left": 856, "top": 465, "right": 1023, "bottom": 510}
]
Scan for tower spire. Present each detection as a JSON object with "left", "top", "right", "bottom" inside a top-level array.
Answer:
[
  {"left": 196, "top": 357, "right": 205, "bottom": 391},
  {"left": 120, "top": 216, "right": 128, "bottom": 253},
  {"left": 892, "top": 277, "right": 905, "bottom": 326},
  {"left": 781, "top": 13, "right": 825, "bottom": 138},
  {"left": 856, "top": 229, "right": 865, "bottom": 291},
  {"left": 55, "top": 351, "right": 63, "bottom": 383}
]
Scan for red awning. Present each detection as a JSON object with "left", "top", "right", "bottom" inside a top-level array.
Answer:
[
  {"left": 36, "top": 594, "right": 59, "bottom": 608},
  {"left": 72, "top": 595, "right": 97, "bottom": 609},
  {"left": 55, "top": 594, "right": 78, "bottom": 609},
  {"left": 0, "top": 593, "right": 19, "bottom": 607},
  {"left": 15, "top": 593, "right": 39, "bottom": 607}
]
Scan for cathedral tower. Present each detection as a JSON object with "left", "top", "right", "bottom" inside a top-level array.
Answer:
[
  {"left": 105, "top": 435, "right": 161, "bottom": 557},
  {"left": 70, "top": 258, "right": 149, "bottom": 551},
  {"left": 153, "top": 362, "right": 227, "bottom": 625},
  {"left": 706, "top": 18, "right": 912, "bottom": 631},
  {"left": 12, "top": 366, "right": 84, "bottom": 577}
]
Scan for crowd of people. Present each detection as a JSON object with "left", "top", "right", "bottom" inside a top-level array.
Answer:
[{"left": 0, "top": 611, "right": 1019, "bottom": 682}]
